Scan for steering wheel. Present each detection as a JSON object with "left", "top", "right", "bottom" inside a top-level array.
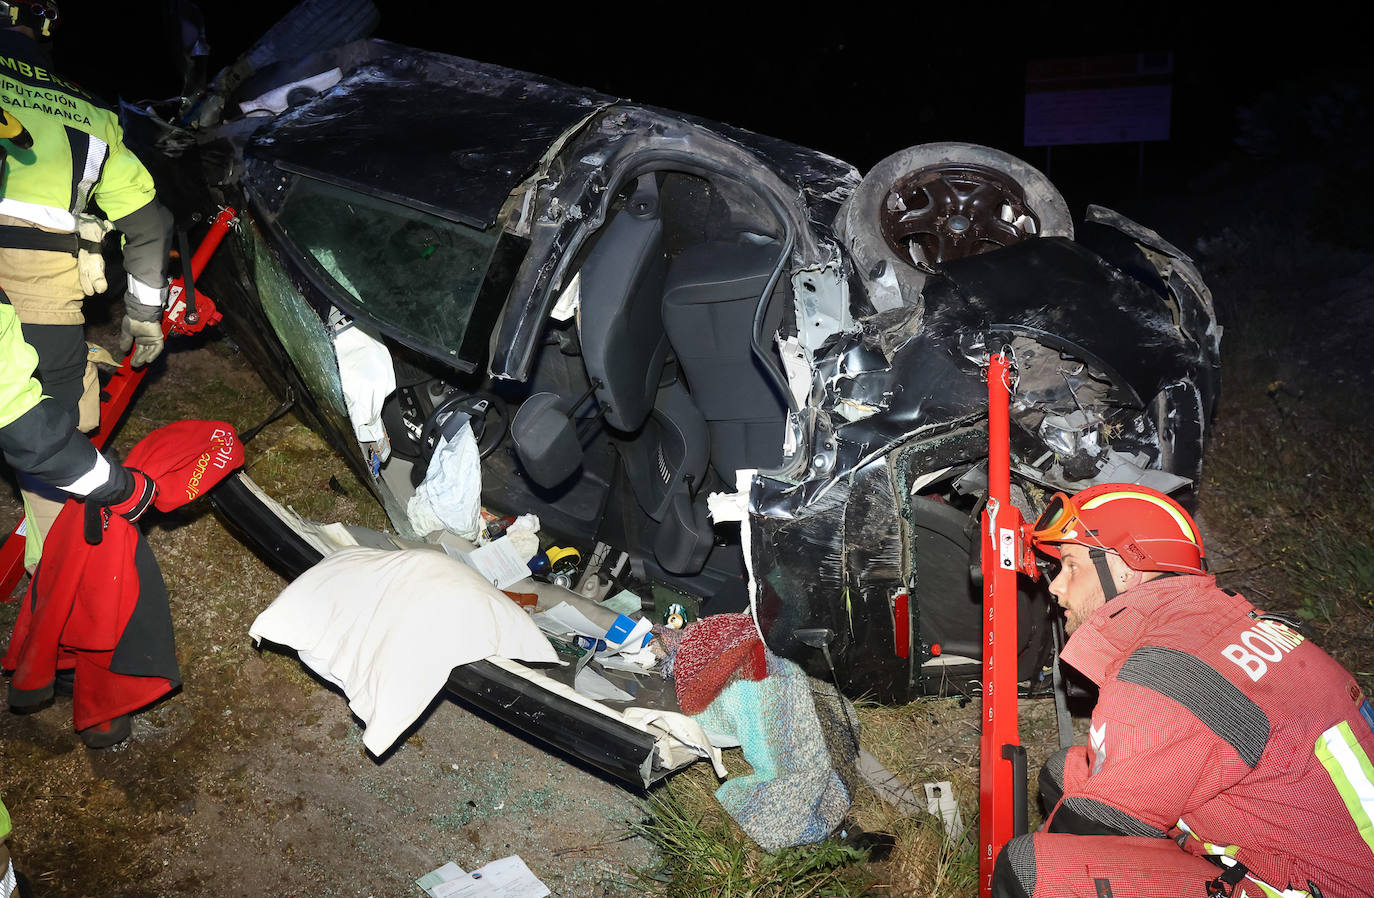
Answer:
[{"left": 419, "top": 390, "right": 509, "bottom": 461}]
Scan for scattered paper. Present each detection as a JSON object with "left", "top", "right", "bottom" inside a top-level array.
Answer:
[
  {"left": 417, "top": 861, "right": 467, "bottom": 897},
  {"left": 924, "top": 780, "right": 964, "bottom": 841},
  {"left": 603, "top": 614, "right": 653, "bottom": 651},
  {"left": 431, "top": 855, "right": 549, "bottom": 898},
  {"left": 457, "top": 538, "right": 535, "bottom": 590},
  {"left": 598, "top": 589, "right": 643, "bottom": 615},
  {"left": 530, "top": 601, "right": 605, "bottom": 640}
]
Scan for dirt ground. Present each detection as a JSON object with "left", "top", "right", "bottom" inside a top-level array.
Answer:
[{"left": 2, "top": 155, "right": 1372, "bottom": 897}]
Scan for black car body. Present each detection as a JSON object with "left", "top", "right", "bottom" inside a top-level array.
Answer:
[{"left": 131, "top": 27, "right": 1219, "bottom": 784}]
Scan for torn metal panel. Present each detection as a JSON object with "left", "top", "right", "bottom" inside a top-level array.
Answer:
[
  {"left": 750, "top": 424, "right": 991, "bottom": 705},
  {"left": 823, "top": 335, "right": 987, "bottom": 480},
  {"left": 792, "top": 263, "right": 852, "bottom": 360}
]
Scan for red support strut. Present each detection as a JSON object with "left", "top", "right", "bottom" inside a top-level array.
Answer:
[{"left": 979, "top": 351, "right": 1035, "bottom": 896}]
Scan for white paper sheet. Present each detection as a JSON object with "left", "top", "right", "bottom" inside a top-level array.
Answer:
[
  {"left": 459, "top": 537, "right": 536, "bottom": 590},
  {"left": 417, "top": 861, "right": 467, "bottom": 897},
  {"left": 431, "top": 855, "right": 550, "bottom": 898}
]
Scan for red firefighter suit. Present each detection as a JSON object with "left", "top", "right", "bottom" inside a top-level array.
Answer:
[{"left": 994, "top": 574, "right": 1374, "bottom": 898}]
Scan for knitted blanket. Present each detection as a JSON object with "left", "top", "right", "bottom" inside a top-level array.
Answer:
[{"left": 692, "top": 653, "right": 859, "bottom": 852}]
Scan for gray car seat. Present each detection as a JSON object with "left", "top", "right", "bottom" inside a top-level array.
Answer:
[
  {"left": 577, "top": 175, "right": 713, "bottom": 574},
  {"left": 662, "top": 239, "right": 790, "bottom": 478}
]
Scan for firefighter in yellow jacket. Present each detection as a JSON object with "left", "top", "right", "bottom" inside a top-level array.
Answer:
[{"left": 0, "top": 0, "right": 172, "bottom": 566}]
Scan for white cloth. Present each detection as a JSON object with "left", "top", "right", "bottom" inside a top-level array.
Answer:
[
  {"left": 407, "top": 424, "right": 482, "bottom": 540},
  {"left": 333, "top": 321, "right": 396, "bottom": 443},
  {"left": 249, "top": 547, "right": 559, "bottom": 755}
]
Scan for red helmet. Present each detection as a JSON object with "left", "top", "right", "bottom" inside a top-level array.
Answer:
[{"left": 1031, "top": 483, "right": 1206, "bottom": 575}]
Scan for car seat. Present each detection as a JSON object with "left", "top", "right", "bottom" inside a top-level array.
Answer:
[{"left": 577, "top": 175, "right": 713, "bottom": 575}]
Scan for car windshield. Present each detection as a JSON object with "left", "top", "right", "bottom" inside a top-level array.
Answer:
[{"left": 276, "top": 175, "right": 501, "bottom": 359}]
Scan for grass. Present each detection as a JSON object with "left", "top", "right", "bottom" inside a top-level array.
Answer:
[
  {"left": 631, "top": 760, "right": 874, "bottom": 897},
  {"left": 1189, "top": 197, "right": 1374, "bottom": 660},
  {"left": 630, "top": 701, "right": 988, "bottom": 896}
]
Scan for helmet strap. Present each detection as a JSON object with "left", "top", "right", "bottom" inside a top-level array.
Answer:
[{"left": 1089, "top": 548, "right": 1119, "bottom": 601}]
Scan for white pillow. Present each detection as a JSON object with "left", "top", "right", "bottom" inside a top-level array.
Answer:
[{"left": 250, "top": 547, "right": 559, "bottom": 755}]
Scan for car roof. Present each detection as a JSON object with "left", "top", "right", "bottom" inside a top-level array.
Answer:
[{"left": 246, "top": 45, "right": 616, "bottom": 229}]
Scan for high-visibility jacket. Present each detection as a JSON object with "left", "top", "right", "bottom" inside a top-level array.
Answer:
[
  {"left": 1057, "top": 573, "right": 1374, "bottom": 897},
  {"left": 0, "top": 30, "right": 168, "bottom": 319},
  {"left": 0, "top": 287, "right": 108, "bottom": 494}
]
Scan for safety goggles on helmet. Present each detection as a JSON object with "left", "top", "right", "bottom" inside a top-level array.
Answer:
[{"left": 1031, "top": 491, "right": 1088, "bottom": 545}]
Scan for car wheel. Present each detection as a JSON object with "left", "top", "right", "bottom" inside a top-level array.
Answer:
[{"left": 839, "top": 142, "right": 1073, "bottom": 303}]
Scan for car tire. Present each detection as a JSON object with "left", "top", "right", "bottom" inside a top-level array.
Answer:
[{"left": 838, "top": 142, "right": 1073, "bottom": 307}]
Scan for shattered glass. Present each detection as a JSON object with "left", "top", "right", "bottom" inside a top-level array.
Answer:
[
  {"left": 276, "top": 176, "right": 501, "bottom": 360},
  {"left": 243, "top": 224, "right": 347, "bottom": 420}
]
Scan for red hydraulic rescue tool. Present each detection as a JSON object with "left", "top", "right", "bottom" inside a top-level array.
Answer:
[
  {"left": 0, "top": 207, "right": 237, "bottom": 598},
  {"left": 978, "top": 350, "right": 1042, "bottom": 898}
]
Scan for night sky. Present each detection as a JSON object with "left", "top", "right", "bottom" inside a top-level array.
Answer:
[{"left": 42, "top": 3, "right": 1373, "bottom": 215}]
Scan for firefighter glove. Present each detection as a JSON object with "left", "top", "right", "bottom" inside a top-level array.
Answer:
[
  {"left": 120, "top": 304, "right": 165, "bottom": 367},
  {"left": 83, "top": 465, "right": 157, "bottom": 545},
  {"left": 75, "top": 213, "right": 113, "bottom": 297}
]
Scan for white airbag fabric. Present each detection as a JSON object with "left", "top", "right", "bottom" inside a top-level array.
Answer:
[
  {"left": 250, "top": 547, "right": 559, "bottom": 755},
  {"left": 407, "top": 424, "right": 482, "bottom": 540},
  {"left": 333, "top": 322, "right": 396, "bottom": 443}
]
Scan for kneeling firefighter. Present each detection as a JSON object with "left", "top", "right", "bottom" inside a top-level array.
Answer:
[{"left": 993, "top": 484, "right": 1374, "bottom": 897}]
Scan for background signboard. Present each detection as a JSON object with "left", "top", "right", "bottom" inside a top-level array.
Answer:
[{"left": 1025, "top": 52, "right": 1173, "bottom": 147}]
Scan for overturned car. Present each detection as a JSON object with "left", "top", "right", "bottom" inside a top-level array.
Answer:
[{"left": 132, "top": 27, "right": 1219, "bottom": 785}]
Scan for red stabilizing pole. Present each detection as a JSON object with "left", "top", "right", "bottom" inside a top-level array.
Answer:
[
  {"left": 0, "top": 208, "right": 237, "bottom": 599},
  {"left": 979, "top": 351, "right": 1024, "bottom": 897}
]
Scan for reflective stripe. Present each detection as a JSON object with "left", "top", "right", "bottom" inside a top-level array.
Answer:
[
  {"left": 0, "top": 196, "right": 75, "bottom": 232},
  {"left": 1178, "top": 818, "right": 1311, "bottom": 898},
  {"left": 56, "top": 451, "right": 109, "bottom": 496},
  {"left": 1081, "top": 489, "right": 1198, "bottom": 543},
  {"left": 126, "top": 274, "right": 166, "bottom": 307},
  {"left": 1315, "top": 721, "right": 1374, "bottom": 857},
  {"left": 1204, "top": 841, "right": 1240, "bottom": 857},
  {"left": 73, "top": 134, "right": 108, "bottom": 213}
]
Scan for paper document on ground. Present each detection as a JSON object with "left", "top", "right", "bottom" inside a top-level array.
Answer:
[
  {"left": 431, "top": 854, "right": 549, "bottom": 898},
  {"left": 417, "top": 861, "right": 467, "bottom": 896}
]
